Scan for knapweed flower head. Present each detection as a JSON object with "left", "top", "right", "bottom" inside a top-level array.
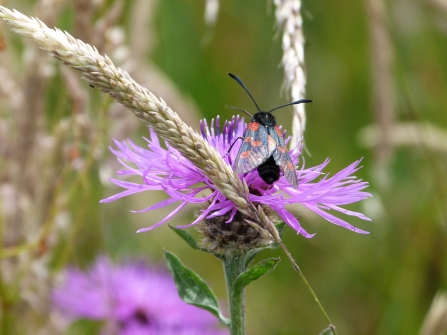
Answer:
[
  {"left": 53, "top": 257, "right": 227, "bottom": 335},
  {"left": 102, "top": 115, "right": 371, "bottom": 248}
]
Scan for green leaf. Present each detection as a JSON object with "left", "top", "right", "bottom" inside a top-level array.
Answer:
[
  {"left": 319, "top": 327, "right": 336, "bottom": 335},
  {"left": 233, "top": 257, "right": 280, "bottom": 295},
  {"left": 168, "top": 226, "right": 225, "bottom": 260},
  {"left": 164, "top": 250, "right": 230, "bottom": 326},
  {"left": 169, "top": 225, "right": 200, "bottom": 250}
]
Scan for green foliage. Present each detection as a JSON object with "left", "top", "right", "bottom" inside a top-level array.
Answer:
[
  {"left": 233, "top": 257, "right": 280, "bottom": 297},
  {"left": 1, "top": 0, "right": 447, "bottom": 334},
  {"left": 164, "top": 250, "right": 230, "bottom": 326},
  {"left": 319, "top": 327, "right": 336, "bottom": 335},
  {"left": 169, "top": 225, "right": 203, "bottom": 251}
]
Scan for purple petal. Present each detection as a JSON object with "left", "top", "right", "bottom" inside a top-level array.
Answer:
[
  {"left": 305, "top": 204, "right": 369, "bottom": 234},
  {"left": 176, "top": 208, "right": 210, "bottom": 229},
  {"left": 130, "top": 197, "right": 179, "bottom": 213},
  {"left": 103, "top": 116, "right": 372, "bottom": 237},
  {"left": 206, "top": 204, "right": 233, "bottom": 219},
  {"left": 326, "top": 204, "right": 372, "bottom": 221},
  {"left": 136, "top": 202, "right": 188, "bottom": 233}
]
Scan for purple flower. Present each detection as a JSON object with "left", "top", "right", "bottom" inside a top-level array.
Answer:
[
  {"left": 53, "top": 257, "right": 226, "bottom": 335},
  {"left": 101, "top": 116, "right": 371, "bottom": 237},
  {"left": 120, "top": 323, "right": 229, "bottom": 335}
]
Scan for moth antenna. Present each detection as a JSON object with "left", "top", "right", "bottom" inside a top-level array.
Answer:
[
  {"left": 228, "top": 73, "right": 261, "bottom": 112},
  {"left": 225, "top": 104, "right": 253, "bottom": 118},
  {"left": 268, "top": 99, "right": 313, "bottom": 113}
]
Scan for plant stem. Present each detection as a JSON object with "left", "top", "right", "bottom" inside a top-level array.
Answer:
[{"left": 223, "top": 252, "right": 247, "bottom": 335}]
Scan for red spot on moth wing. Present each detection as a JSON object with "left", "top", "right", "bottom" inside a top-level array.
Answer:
[
  {"left": 267, "top": 135, "right": 277, "bottom": 154},
  {"left": 266, "top": 125, "right": 298, "bottom": 188},
  {"left": 234, "top": 151, "right": 266, "bottom": 174},
  {"left": 281, "top": 155, "right": 298, "bottom": 188},
  {"left": 233, "top": 124, "right": 271, "bottom": 174},
  {"left": 233, "top": 141, "right": 251, "bottom": 168},
  {"left": 241, "top": 151, "right": 251, "bottom": 158},
  {"left": 269, "top": 126, "right": 288, "bottom": 154},
  {"left": 275, "top": 125, "right": 282, "bottom": 136},
  {"left": 273, "top": 148, "right": 298, "bottom": 189},
  {"left": 248, "top": 122, "right": 260, "bottom": 131},
  {"left": 277, "top": 145, "right": 286, "bottom": 153},
  {"left": 287, "top": 161, "right": 294, "bottom": 170},
  {"left": 249, "top": 125, "right": 270, "bottom": 159},
  {"left": 233, "top": 139, "right": 264, "bottom": 174}
]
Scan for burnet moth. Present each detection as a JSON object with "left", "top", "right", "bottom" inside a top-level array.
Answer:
[{"left": 228, "top": 73, "right": 312, "bottom": 189}]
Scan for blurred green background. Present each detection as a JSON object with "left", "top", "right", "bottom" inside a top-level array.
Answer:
[{"left": 1, "top": 0, "right": 447, "bottom": 334}]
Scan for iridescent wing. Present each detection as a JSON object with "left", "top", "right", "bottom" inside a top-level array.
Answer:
[
  {"left": 270, "top": 125, "right": 298, "bottom": 189},
  {"left": 233, "top": 122, "right": 275, "bottom": 174}
]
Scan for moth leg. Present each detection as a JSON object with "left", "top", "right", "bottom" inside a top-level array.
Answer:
[{"left": 227, "top": 136, "right": 244, "bottom": 155}]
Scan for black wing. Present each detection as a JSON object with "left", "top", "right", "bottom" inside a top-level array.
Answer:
[
  {"left": 270, "top": 125, "right": 298, "bottom": 189},
  {"left": 233, "top": 122, "right": 275, "bottom": 174}
]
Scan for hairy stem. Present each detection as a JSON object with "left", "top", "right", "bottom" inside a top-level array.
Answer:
[{"left": 223, "top": 253, "right": 247, "bottom": 335}]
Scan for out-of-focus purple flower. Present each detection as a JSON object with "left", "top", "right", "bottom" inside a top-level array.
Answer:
[
  {"left": 101, "top": 116, "right": 371, "bottom": 237},
  {"left": 120, "top": 323, "right": 229, "bottom": 335},
  {"left": 53, "top": 257, "right": 226, "bottom": 335}
]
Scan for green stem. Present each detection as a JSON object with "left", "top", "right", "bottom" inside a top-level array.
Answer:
[{"left": 223, "top": 252, "right": 247, "bottom": 335}]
